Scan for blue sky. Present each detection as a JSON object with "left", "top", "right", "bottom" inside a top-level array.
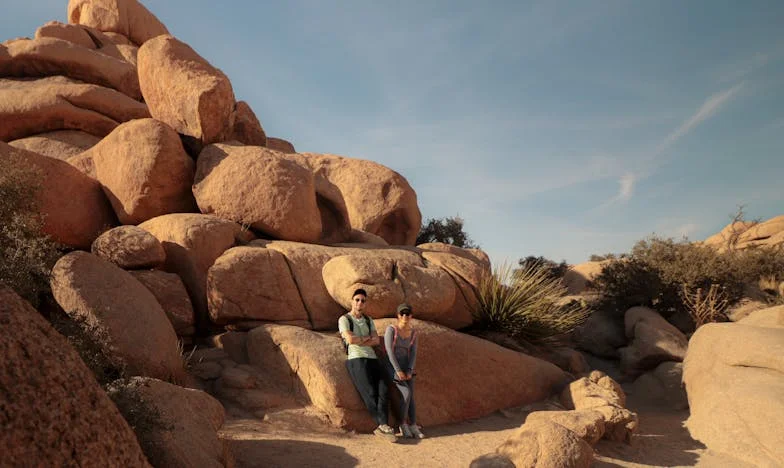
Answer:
[{"left": 4, "top": 1, "right": 784, "bottom": 265}]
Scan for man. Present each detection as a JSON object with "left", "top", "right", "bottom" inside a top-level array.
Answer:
[{"left": 338, "top": 288, "right": 396, "bottom": 442}]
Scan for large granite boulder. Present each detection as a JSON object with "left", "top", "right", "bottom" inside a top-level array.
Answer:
[
  {"left": 227, "top": 100, "right": 266, "bottom": 146},
  {"left": 138, "top": 35, "right": 235, "bottom": 145},
  {"left": 0, "top": 286, "right": 149, "bottom": 467},
  {"left": 247, "top": 321, "right": 568, "bottom": 432},
  {"left": 619, "top": 306, "right": 687, "bottom": 376},
  {"left": 130, "top": 269, "right": 195, "bottom": 336},
  {"left": 35, "top": 21, "right": 130, "bottom": 63},
  {"left": 67, "top": 0, "right": 170, "bottom": 46},
  {"left": 0, "top": 142, "right": 115, "bottom": 249},
  {"left": 50, "top": 251, "right": 184, "bottom": 381},
  {"left": 684, "top": 322, "right": 784, "bottom": 467},
  {"left": 478, "top": 419, "right": 593, "bottom": 468},
  {"left": 0, "top": 37, "right": 141, "bottom": 99},
  {"left": 84, "top": 118, "right": 197, "bottom": 224},
  {"left": 91, "top": 225, "right": 166, "bottom": 269},
  {"left": 9, "top": 130, "right": 100, "bottom": 160},
  {"left": 0, "top": 76, "right": 149, "bottom": 142},
  {"left": 194, "top": 143, "right": 321, "bottom": 242},
  {"left": 562, "top": 261, "right": 608, "bottom": 295}
]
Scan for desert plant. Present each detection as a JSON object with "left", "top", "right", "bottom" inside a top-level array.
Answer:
[
  {"left": 475, "top": 262, "right": 591, "bottom": 344},
  {"left": 681, "top": 283, "right": 729, "bottom": 328},
  {"left": 0, "top": 154, "right": 61, "bottom": 306},
  {"left": 416, "top": 215, "right": 478, "bottom": 248}
]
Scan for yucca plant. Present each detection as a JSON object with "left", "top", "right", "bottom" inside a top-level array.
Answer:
[{"left": 475, "top": 262, "right": 591, "bottom": 344}]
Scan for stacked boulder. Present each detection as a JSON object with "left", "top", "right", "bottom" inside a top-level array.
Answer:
[
  {"left": 702, "top": 215, "right": 784, "bottom": 251},
  {"left": 472, "top": 371, "right": 637, "bottom": 467}
]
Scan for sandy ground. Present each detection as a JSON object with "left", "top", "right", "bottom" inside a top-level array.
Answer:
[{"left": 220, "top": 393, "right": 753, "bottom": 468}]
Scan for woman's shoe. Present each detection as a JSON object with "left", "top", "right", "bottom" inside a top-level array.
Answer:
[
  {"left": 410, "top": 424, "right": 425, "bottom": 439},
  {"left": 400, "top": 423, "right": 414, "bottom": 438}
]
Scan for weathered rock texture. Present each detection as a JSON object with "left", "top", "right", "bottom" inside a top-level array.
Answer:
[
  {"left": 619, "top": 306, "right": 688, "bottom": 377},
  {"left": 247, "top": 321, "right": 568, "bottom": 432},
  {"left": 684, "top": 322, "right": 784, "bottom": 467},
  {"left": 130, "top": 269, "right": 195, "bottom": 335},
  {"left": 138, "top": 35, "right": 235, "bottom": 145},
  {"left": 0, "top": 76, "right": 149, "bottom": 142},
  {"left": 489, "top": 419, "right": 593, "bottom": 468},
  {"left": 703, "top": 215, "right": 784, "bottom": 251},
  {"left": 9, "top": 130, "right": 100, "bottom": 159},
  {"left": 67, "top": 0, "right": 170, "bottom": 46},
  {"left": 0, "top": 286, "right": 150, "bottom": 467},
  {"left": 0, "top": 141, "right": 115, "bottom": 249},
  {"left": 50, "top": 251, "right": 184, "bottom": 381},
  {"left": 91, "top": 225, "right": 166, "bottom": 269},
  {"left": 84, "top": 118, "right": 197, "bottom": 224},
  {"left": 228, "top": 100, "right": 266, "bottom": 146}
]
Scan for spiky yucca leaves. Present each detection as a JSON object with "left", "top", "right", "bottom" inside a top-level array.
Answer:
[{"left": 476, "top": 262, "right": 591, "bottom": 344}]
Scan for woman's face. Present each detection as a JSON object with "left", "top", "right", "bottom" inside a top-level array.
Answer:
[{"left": 398, "top": 309, "right": 412, "bottom": 325}]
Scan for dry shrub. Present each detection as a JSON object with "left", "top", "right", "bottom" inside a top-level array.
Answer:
[
  {"left": 0, "top": 152, "right": 61, "bottom": 306},
  {"left": 681, "top": 284, "right": 730, "bottom": 328}
]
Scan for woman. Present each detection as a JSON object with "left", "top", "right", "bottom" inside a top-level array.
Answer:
[{"left": 384, "top": 303, "right": 425, "bottom": 439}]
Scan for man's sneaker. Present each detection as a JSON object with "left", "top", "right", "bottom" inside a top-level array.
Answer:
[
  {"left": 410, "top": 424, "right": 425, "bottom": 439},
  {"left": 400, "top": 423, "right": 414, "bottom": 438},
  {"left": 374, "top": 425, "right": 397, "bottom": 442}
]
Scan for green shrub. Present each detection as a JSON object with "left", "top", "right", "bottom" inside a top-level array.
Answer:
[
  {"left": 594, "top": 235, "right": 784, "bottom": 317},
  {"left": 416, "top": 215, "right": 478, "bottom": 248},
  {"left": 475, "top": 262, "right": 591, "bottom": 344},
  {"left": 0, "top": 154, "right": 61, "bottom": 306},
  {"left": 516, "top": 255, "right": 569, "bottom": 279}
]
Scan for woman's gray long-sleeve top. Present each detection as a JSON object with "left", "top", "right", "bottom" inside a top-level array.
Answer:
[{"left": 384, "top": 325, "right": 418, "bottom": 374}]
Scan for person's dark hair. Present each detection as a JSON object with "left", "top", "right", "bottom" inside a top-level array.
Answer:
[
  {"left": 352, "top": 288, "right": 367, "bottom": 298},
  {"left": 397, "top": 303, "right": 412, "bottom": 315}
]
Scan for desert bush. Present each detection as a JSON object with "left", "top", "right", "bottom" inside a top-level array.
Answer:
[
  {"left": 516, "top": 255, "right": 569, "bottom": 279},
  {"left": 416, "top": 215, "right": 478, "bottom": 248},
  {"left": 0, "top": 154, "right": 61, "bottom": 306},
  {"left": 681, "top": 284, "right": 729, "bottom": 328},
  {"left": 475, "top": 262, "right": 591, "bottom": 344}
]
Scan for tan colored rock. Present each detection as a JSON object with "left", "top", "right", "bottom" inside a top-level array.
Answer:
[
  {"left": 345, "top": 229, "right": 389, "bottom": 246},
  {"left": 587, "top": 370, "right": 626, "bottom": 408},
  {"left": 130, "top": 269, "right": 195, "bottom": 335},
  {"left": 207, "top": 246, "right": 310, "bottom": 328},
  {"left": 525, "top": 410, "right": 606, "bottom": 445},
  {"left": 67, "top": 151, "right": 96, "bottom": 177},
  {"left": 91, "top": 225, "right": 166, "bottom": 269},
  {"left": 736, "top": 215, "right": 784, "bottom": 246},
  {"left": 284, "top": 152, "right": 421, "bottom": 245},
  {"left": 563, "top": 261, "right": 608, "bottom": 295},
  {"left": 629, "top": 361, "right": 688, "bottom": 410},
  {"left": 139, "top": 214, "right": 244, "bottom": 330},
  {"left": 102, "top": 31, "right": 132, "bottom": 45},
  {"left": 0, "top": 142, "right": 115, "bottom": 249},
  {"left": 493, "top": 419, "right": 593, "bottom": 468},
  {"left": 266, "top": 136, "right": 295, "bottom": 153},
  {"left": 703, "top": 220, "right": 755, "bottom": 248},
  {"left": 0, "top": 76, "right": 149, "bottom": 142},
  {"left": 560, "top": 376, "right": 625, "bottom": 411},
  {"left": 738, "top": 304, "right": 784, "bottom": 328},
  {"left": 684, "top": 322, "right": 784, "bottom": 466},
  {"left": 85, "top": 118, "right": 197, "bottom": 224},
  {"left": 421, "top": 250, "right": 486, "bottom": 327},
  {"left": 35, "top": 21, "right": 129, "bottom": 63},
  {"left": 247, "top": 321, "right": 568, "bottom": 431},
  {"left": 0, "top": 37, "right": 141, "bottom": 99},
  {"left": 417, "top": 242, "right": 491, "bottom": 270},
  {"left": 591, "top": 405, "right": 638, "bottom": 443},
  {"left": 108, "top": 377, "right": 229, "bottom": 468},
  {"left": 194, "top": 143, "right": 321, "bottom": 242},
  {"left": 0, "top": 287, "right": 150, "bottom": 467},
  {"left": 68, "top": 0, "right": 170, "bottom": 46},
  {"left": 9, "top": 130, "right": 100, "bottom": 160},
  {"left": 209, "top": 331, "right": 248, "bottom": 364},
  {"left": 322, "top": 254, "right": 405, "bottom": 318},
  {"left": 50, "top": 251, "right": 184, "bottom": 381},
  {"left": 619, "top": 306, "right": 688, "bottom": 376},
  {"left": 228, "top": 100, "right": 266, "bottom": 146},
  {"left": 138, "top": 35, "right": 235, "bottom": 145}
]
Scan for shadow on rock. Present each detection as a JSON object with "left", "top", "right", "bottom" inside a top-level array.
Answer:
[{"left": 229, "top": 439, "right": 359, "bottom": 468}]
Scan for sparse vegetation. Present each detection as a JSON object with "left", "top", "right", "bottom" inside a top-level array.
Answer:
[
  {"left": 416, "top": 215, "right": 478, "bottom": 248},
  {"left": 516, "top": 255, "right": 569, "bottom": 279},
  {"left": 475, "top": 262, "right": 591, "bottom": 344},
  {"left": 681, "top": 283, "right": 730, "bottom": 328},
  {"left": 0, "top": 155, "right": 61, "bottom": 307}
]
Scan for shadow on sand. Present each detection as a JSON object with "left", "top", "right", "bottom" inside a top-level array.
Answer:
[{"left": 230, "top": 439, "right": 359, "bottom": 468}]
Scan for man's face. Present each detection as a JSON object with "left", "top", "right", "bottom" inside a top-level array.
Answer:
[{"left": 351, "top": 294, "right": 367, "bottom": 313}]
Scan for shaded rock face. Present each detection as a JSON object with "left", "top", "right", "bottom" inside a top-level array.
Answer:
[
  {"left": 9, "top": 130, "right": 100, "bottom": 160},
  {"left": 130, "top": 269, "right": 195, "bottom": 336},
  {"left": 629, "top": 361, "right": 688, "bottom": 410},
  {"left": 85, "top": 118, "right": 197, "bottom": 224},
  {"left": 50, "top": 251, "right": 184, "bottom": 381},
  {"left": 265, "top": 136, "right": 295, "bottom": 153},
  {"left": 684, "top": 322, "right": 784, "bottom": 467},
  {"left": 208, "top": 241, "right": 484, "bottom": 330},
  {"left": 562, "top": 261, "right": 608, "bottom": 295},
  {"left": 573, "top": 309, "right": 626, "bottom": 358},
  {"left": 247, "top": 321, "right": 568, "bottom": 432},
  {"left": 194, "top": 143, "right": 321, "bottom": 242},
  {"left": 67, "top": 0, "right": 170, "bottom": 46},
  {"left": 0, "top": 142, "right": 116, "bottom": 249},
  {"left": 228, "top": 100, "right": 266, "bottom": 146},
  {"left": 0, "top": 286, "right": 150, "bottom": 467},
  {"left": 619, "top": 306, "right": 688, "bottom": 377},
  {"left": 0, "top": 76, "right": 149, "bottom": 142},
  {"left": 91, "top": 225, "right": 166, "bottom": 269},
  {"left": 109, "top": 377, "right": 230, "bottom": 468},
  {"left": 138, "top": 35, "right": 235, "bottom": 145}
]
